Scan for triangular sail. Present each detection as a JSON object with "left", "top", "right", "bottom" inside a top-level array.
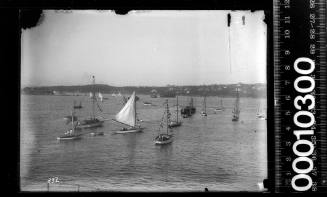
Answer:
[{"left": 115, "top": 92, "right": 136, "bottom": 127}]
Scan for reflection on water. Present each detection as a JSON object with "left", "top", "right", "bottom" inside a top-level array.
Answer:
[{"left": 20, "top": 94, "right": 267, "bottom": 191}]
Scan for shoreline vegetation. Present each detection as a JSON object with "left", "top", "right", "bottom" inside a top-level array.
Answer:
[{"left": 21, "top": 83, "right": 266, "bottom": 98}]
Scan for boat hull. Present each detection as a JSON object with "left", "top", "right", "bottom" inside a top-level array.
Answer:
[
  {"left": 257, "top": 116, "right": 266, "bottom": 120},
  {"left": 232, "top": 117, "right": 239, "bottom": 121},
  {"left": 201, "top": 112, "right": 207, "bottom": 116},
  {"left": 154, "top": 134, "right": 173, "bottom": 145},
  {"left": 114, "top": 127, "right": 144, "bottom": 134},
  {"left": 154, "top": 137, "right": 173, "bottom": 145},
  {"left": 168, "top": 121, "right": 182, "bottom": 128},
  {"left": 89, "top": 132, "right": 104, "bottom": 136},
  {"left": 57, "top": 134, "right": 82, "bottom": 140},
  {"left": 77, "top": 120, "right": 104, "bottom": 129}
]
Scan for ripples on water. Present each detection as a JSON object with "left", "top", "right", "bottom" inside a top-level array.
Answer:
[{"left": 20, "top": 94, "right": 267, "bottom": 191}]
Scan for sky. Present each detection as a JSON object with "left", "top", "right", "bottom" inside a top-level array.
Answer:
[{"left": 21, "top": 10, "right": 267, "bottom": 87}]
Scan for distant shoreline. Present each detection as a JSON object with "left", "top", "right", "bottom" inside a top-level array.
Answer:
[{"left": 21, "top": 83, "right": 267, "bottom": 98}]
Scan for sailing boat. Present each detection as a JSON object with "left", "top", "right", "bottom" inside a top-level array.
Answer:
[
  {"left": 57, "top": 108, "right": 82, "bottom": 140},
  {"left": 256, "top": 103, "right": 266, "bottom": 120},
  {"left": 214, "top": 98, "right": 224, "bottom": 112},
  {"left": 98, "top": 92, "right": 108, "bottom": 101},
  {"left": 201, "top": 95, "right": 208, "bottom": 116},
  {"left": 181, "top": 97, "right": 196, "bottom": 118},
  {"left": 113, "top": 91, "right": 144, "bottom": 134},
  {"left": 232, "top": 88, "right": 240, "bottom": 121},
  {"left": 154, "top": 99, "right": 173, "bottom": 145},
  {"left": 73, "top": 100, "right": 82, "bottom": 109},
  {"left": 76, "top": 76, "right": 104, "bottom": 129},
  {"left": 169, "top": 96, "right": 182, "bottom": 128}
]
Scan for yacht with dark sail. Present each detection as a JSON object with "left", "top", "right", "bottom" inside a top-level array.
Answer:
[{"left": 181, "top": 97, "right": 196, "bottom": 118}]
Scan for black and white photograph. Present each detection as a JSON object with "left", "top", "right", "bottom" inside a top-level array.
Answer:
[{"left": 20, "top": 10, "right": 268, "bottom": 191}]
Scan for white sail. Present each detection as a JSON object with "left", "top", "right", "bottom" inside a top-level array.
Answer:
[
  {"left": 115, "top": 92, "right": 136, "bottom": 127},
  {"left": 89, "top": 92, "right": 93, "bottom": 98},
  {"left": 98, "top": 92, "right": 103, "bottom": 102}
]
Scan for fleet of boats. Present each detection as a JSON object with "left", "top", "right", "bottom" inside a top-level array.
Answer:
[{"left": 57, "top": 78, "right": 265, "bottom": 144}]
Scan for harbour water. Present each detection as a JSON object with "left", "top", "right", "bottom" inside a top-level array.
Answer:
[{"left": 20, "top": 94, "right": 267, "bottom": 191}]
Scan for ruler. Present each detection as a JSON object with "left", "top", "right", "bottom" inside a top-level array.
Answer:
[{"left": 273, "top": 0, "right": 326, "bottom": 192}]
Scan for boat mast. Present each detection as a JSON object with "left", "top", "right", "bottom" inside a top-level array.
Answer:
[
  {"left": 204, "top": 95, "right": 206, "bottom": 113},
  {"left": 176, "top": 96, "right": 178, "bottom": 123},
  {"left": 227, "top": 13, "right": 232, "bottom": 73},
  {"left": 92, "top": 76, "right": 95, "bottom": 119},
  {"left": 236, "top": 88, "right": 240, "bottom": 116},
  {"left": 166, "top": 99, "right": 169, "bottom": 135},
  {"left": 71, "top": 109, "right": 75, "bottom": 134},
  {"left": 134, "top": 92, "right": 137, "bottom": 127}
]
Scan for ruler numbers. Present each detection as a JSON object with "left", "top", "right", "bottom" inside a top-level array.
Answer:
[{"left": 274, "top": 0, "right": 326, "bottom": 192}]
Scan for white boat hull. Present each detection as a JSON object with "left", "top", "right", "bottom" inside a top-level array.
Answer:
[{"left": 57, "top": 135, "right": 82, "bottom": 140}]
